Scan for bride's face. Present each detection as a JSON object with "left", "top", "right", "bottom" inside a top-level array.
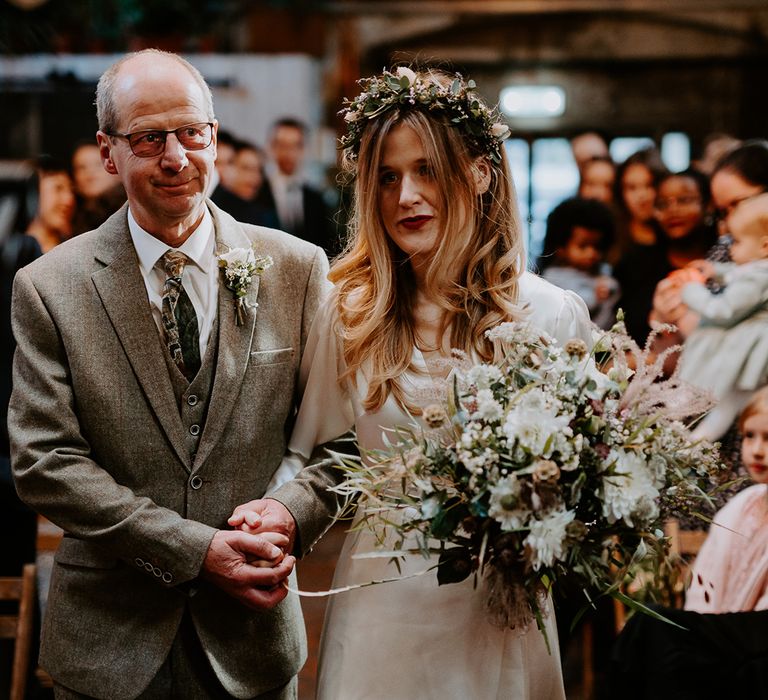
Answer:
[{"left": 378, "top": 123, "right": 441, "bottom": 266}]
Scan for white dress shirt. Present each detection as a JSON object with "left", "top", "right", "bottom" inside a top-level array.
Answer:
[
  {"left": 128, "top": 207, "right": 219, "bottom": 362},
  {"left": 268, "top": 169, "right": 303, "bottom": 231}
]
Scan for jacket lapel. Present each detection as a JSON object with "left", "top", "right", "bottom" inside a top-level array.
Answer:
[
  {"left": 90, "top": 208, "right": 191, "bottom": 472},
  {"left": 193, "top": 204, "right": 259, "bottom": 468}
]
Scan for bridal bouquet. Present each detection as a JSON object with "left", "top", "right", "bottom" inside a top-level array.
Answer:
[{"left": 331, "top": 319, "right": 723, "bottom": 634}]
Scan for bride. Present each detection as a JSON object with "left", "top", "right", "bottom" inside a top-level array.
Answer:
[{"left": 231, "top": 67, "right": 592, "bottom": 699}]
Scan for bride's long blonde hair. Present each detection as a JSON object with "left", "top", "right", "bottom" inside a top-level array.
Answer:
[{"left": 331, "top": 69, "right": 526, "bottom": 412}]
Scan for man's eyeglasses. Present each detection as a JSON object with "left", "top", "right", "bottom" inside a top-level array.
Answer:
[
  {"left": 654, "top": 195, "right": 701, "bottom": 212},
  {"left": 107, "top": 122, "right": 214, "bottom": 158}
]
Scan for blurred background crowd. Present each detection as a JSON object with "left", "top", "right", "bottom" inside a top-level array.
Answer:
[{"left": 1, "top": 1, "right": 768, "bottom": 698}]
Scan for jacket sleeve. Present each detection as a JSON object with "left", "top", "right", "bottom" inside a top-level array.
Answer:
[{"left": 9, "top": 267, "right": 216, "bottom": 587}]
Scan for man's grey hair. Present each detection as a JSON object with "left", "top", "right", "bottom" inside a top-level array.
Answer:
[{"left": 95, "top": 49, "right": 215, "bottom": 133}]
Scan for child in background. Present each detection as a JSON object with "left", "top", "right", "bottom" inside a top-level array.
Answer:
[
  {"left": 675, "top": 192, "right": 768, "bottom": 441},
  {"left": 578, "top": 155, "right": 616, "bottom": 206},
  {"left": 539, "top": 197, "right": 620, "bottom": 328},
  {"left": 685, "top": 386, "right": 768, "bottom": 613}
]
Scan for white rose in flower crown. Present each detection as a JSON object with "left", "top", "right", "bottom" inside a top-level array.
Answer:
[
  {"left": 394, "top": 66, "right": 417, "bottom": 85},
  {"left": 491, "top": 122, "right": 511, "bottom": 140},
  {"left": 344, "top": 109, "right": 362, "bottom": 123}
]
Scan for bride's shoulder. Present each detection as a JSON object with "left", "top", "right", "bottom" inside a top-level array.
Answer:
[{"left": 517, "top": 271, "right": 593, "bottom": 342}]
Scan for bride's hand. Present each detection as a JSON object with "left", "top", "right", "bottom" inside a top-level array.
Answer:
[{"left": 228, "top": 498, "right": 297, "bottom": 554}]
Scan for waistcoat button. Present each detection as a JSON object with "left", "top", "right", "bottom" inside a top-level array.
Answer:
[
  {"left": 189, "top": 424, "right": 200, "bottom": 436},
  {"left": 187, "top": 395, "right": 198, "bottom": 406}
]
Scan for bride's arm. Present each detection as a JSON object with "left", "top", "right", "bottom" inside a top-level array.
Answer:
[
  {"left": 264, "top": 297, "right": 355, "bottom": 493},
  {"left": 230, "top": 295, "right": 357, "bottom": 554}
]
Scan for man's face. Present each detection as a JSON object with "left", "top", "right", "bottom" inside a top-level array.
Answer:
[
  {"left": 97, "top": 55, "right": 217, "bottom": 239},
  {"left": 270, "top": 125, "right": 304, "bottom": 177}
]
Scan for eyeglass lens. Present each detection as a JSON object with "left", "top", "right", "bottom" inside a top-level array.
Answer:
[{"left": 128, "top": 123, "right": 212, "bottom": 157}]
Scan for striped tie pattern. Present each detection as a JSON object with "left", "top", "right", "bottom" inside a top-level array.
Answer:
[{"left": 161, "top": 251, "right": 201, "bottom": 380}]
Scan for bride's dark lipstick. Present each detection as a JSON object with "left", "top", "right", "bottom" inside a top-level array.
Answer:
[{"left": 399, "top": 215, "right": 433, "bottom": 230}]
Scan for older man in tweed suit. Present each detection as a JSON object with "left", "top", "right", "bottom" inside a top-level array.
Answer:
[{"left": 9, "top": 50, "right": 330, "bottom": 699}]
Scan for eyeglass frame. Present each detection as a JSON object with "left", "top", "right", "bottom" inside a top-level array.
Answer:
[{"left": 105, "top": 122, "right": 215, "bottom": 158}]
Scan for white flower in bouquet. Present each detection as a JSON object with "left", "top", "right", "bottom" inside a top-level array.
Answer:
[
  {"left": 524, "top": 508, "right": 576, "bottom": 570},
  {"left": 467, "top": 363, "right": 503, "bottom": 390},
  {"left": 502, "top": 388, "right": 572, "bottom": 456},
  {"left": 473, "top": 389, "right": 503, "bottom": 422},
  {"left": 602, "top": 448, "right": 661, "bottom": 527},
  {"left": 488, "top": 474, "right": 529, "bottom": 530}
]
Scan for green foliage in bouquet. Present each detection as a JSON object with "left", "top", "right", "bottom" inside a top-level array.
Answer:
[{"left": 330, "top": 319, "right": 724, "bottom": 637}]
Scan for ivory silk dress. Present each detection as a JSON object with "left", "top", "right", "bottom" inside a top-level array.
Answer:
[{"left": 270, "top": 272, "right": 593, "bottom": 700}]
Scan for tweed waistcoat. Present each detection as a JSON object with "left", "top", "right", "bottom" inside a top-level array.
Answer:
[{"left": 163, "top": 313, "right": 219, "bottom": 471}]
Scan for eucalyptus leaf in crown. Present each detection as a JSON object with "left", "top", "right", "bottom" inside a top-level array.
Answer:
[
  {"left": 339, "top": 67, "right": 511, "bottom": 164},
  {"left": 330, "top": 319, "right": 724, "bottom": 639}
]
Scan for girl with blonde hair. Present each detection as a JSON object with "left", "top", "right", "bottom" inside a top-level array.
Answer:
[{"left": 235, "top": 67, "right": 592, "bottom": 698}]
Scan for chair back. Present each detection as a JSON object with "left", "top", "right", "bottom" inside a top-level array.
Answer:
[{"left": 0, "top": 563, "right": 36, "bottom": 700}]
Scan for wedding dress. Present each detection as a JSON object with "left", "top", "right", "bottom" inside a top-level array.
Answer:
[{"left": 271, "top": 272, "right": 592, "bottom": 700}]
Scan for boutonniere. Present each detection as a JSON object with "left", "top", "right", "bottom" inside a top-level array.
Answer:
[{"left": 217, "top": 246, "right": 273, "bottom": 326}]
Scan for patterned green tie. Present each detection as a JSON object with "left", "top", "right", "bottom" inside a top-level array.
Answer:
[{"left": 161, "top": 251, "right": 201, "bottom": 380}]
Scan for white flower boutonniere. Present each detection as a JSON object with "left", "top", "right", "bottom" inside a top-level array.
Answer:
[{"left": 217, "top": 246, "right": 273, "bottom": 326}]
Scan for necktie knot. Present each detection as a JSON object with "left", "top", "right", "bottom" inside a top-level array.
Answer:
[{"left": 162, "top": 250, "right": 188, "bottom": 279}]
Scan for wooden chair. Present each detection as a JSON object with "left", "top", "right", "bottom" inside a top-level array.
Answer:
[{"left": 0, "top": 563, "right": 36, "bottom": 700}]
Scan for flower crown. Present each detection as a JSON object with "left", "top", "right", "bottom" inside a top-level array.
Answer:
[{"left": 339, "top": 67, "right": 511, "bottom": 164}]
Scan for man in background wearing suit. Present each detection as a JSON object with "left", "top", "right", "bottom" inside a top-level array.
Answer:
[
  {"left": 262, "top": 118, "right": 338, "bottom": 257},
  {"left": 9, "top": 49, "right": 329, "bottom": 699}
]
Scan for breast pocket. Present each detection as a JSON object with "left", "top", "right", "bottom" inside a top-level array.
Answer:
[{"left": 250, "top": 347, "right": 295, "bottom": 366}]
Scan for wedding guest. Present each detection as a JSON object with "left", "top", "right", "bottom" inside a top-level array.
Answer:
[
  {"left": 578, "top": 155, "right": 616, "bottom": 206},
  {"left": 614, "top": 166, "right": 706, "bottom": 345},
  {"left": 611, "top": 148, "right": 666, "bottom": 261},
  {"left": 685, "top": 386, "right": 768, "bottom": 612},
  {"left": 70, "top": 141, "right": 126, "bottom": 235},
  {"left": 231, "top": 66, "right": 592, "bottom": 700},
  {"left": 674, "top": 193, "right": 768, "bottom": 441},
  {"left": 651, "top": 140, "right": 768, "bottom": 344},
  {"left": 213, "top": 128, "right": 238, "bottom": 192},
  {"left": 211, "top": 139, "right": 279, "bottom": 227},
  {"left": 539, "top": 197, "right": 619, "bottom": 328},
  {"left": 692, "top": 133, "right": 741, "bottom": 177},
  {"left": 9, "top": 48, "right": 330, "bottom": 699},
  {"left": 0, "top": 176, "right": 40, "bottom": 579},
  {"left": 25, "top": 155, "right": 75, "bottom": 252},
  {"left": 571, "top": 131, "right": 610, "bottom": 173},
  {"left": 263, "top": 117, "right": 337, "bottom": 256}
]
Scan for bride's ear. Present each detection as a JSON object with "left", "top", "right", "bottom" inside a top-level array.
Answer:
[{"left": 472, "top": 158, "right": 492, "bottom": 195}]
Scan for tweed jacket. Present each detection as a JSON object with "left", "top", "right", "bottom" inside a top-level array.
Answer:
[{"left": 9, "top": 201, "right": 329, "bottom": 699}]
